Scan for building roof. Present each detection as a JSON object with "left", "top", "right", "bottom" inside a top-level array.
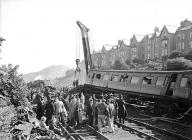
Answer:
[
  {"left": 141, "top": 35, "right": 148, "bottom": 42},
  {"left": 177, "top": 24, "right": 192, "bottom": 31}
]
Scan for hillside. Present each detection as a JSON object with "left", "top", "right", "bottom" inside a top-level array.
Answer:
[
  {"left": 53, "top": 61, "right": 86, "bottom": 88},
  {"left": 23, "top": 65, "right": 71, "bottom": 82}
]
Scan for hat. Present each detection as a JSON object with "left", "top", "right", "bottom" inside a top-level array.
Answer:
[
  {"left": 41, "top": 116, "right": 46, "bottom": 121},
  {"left": 102, "top": 99, "right": 106, "bottom": 102}
]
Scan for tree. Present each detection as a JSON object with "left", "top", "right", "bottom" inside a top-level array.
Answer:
[
  {"left": 168, "top": 51, "right": 184, "bottom": 59},
  {"left": 0, "top": 65, "right": 30, "bottom": 107},
  {"left": 113, "top": 60, "right": 124, "bottom": 70},
  {"left": 125, "top": 59, "right": 131, "bottom": 65},
  {"left": 132, "top": 58, "right": 145, "bottom": 65}
]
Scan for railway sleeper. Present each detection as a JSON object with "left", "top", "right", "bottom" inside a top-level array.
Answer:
[
  {"left": 114, "top": 121, "right": 160, "bottom": 140},
  {"left": 126, "top": 117, "right": 192, "bottom": 140}
]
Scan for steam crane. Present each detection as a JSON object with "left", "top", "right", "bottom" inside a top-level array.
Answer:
[{"left": 76, "top": 21, "right": 93, "bottom": 75}]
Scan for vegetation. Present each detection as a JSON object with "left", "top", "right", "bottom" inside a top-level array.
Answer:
[
  {"left": 113, "top": 60, "right": 124, "bottom": 70},
  {"left": 167, "top": 51, "right": 192, "bottom": 70},
  {"left": 0, "top": 64, "right": 34, "bottom": 139},
  {"left": 125, "top": 59, "right": 131, "bottom": 65},
  {"left": 132, "top": 58, "right": 146, "bottom": 65}
]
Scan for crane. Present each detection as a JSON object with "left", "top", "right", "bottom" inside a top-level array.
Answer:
[{"left": 76, "top": 21, "right": 93, "bottom": 75}]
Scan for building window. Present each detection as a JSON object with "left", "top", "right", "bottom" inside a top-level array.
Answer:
[
  {"left": 178, "top": 34, "right": 181, "bottom": 40},
  {"left": 190, "top": 32, "right": 192, "bottom": 39},
  {"left": 147, "top": 53, "right": 150, "bottom": 59},
  {"left": 164, "top": 49, "right": 168, "bottom": 56},
  {"left": 182, "top": 33, "right": 185, "bottom": 40},
  {"left": 181, "top": 42, "right": 185, "bottom": 50},
  {"left": 178, "top": 42, "right": 181, "bottom": 50},
  {"left": 162, "top": 50, "right": 164, "bottom": 56},
  {"left": 147, "top": 46, "right": 150, "bottom": 51},
  {"left": 189, "top": 41, "right": 192, "bottom": 48}
]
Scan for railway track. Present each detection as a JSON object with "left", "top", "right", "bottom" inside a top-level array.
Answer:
[
  {"left": 121, "top": 116, "right": 192, "bottom": 140},
  {"left": 64, "top": 124, "right": 110, "bottom": 140}
]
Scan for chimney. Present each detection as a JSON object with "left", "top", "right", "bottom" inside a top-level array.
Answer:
[{"left": 154, "top": 27, "right": 159, "bottom": 33}]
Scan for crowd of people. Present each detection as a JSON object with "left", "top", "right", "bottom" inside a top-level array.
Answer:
[
  {"left": 86, "top": 93, "right": 127, "bottom": 133},
  {"left": 30, "top": 87, "right": 128, "bottom": 135}
]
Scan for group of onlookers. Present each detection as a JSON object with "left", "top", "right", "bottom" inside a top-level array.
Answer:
[
  {"left": 32, "top": 88, "right": 86, "bottom": 134},
  {"left": 32, "top": 87, "right": 127, "bottom": 135},
  {"left": 86, "top": 93, "right": 127, "bottom": 134}
]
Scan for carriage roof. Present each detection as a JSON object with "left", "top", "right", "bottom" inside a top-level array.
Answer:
[{"left": 89, "top": 69, "right": 192, "bottom": 74}]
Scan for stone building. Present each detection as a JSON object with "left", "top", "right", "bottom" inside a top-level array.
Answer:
[
  {"left": 130, "top": 35, "right": 143, "bottom": 62},
  {"left": 158, "top": 25, "right": 177, "bottom": 60},
  {"left": 149, "top": 27, "right": 161, "bottom": 60},
  {"left": 175, "top": 19, "right": 192, "bottom": 53},
  {"left": 91, "top": 19, "right": 191, "bottom": 69},
  {"left": 116, "top": 40, "right": 130, "bottom": 64}
]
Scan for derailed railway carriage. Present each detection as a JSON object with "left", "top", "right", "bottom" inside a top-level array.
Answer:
[
  {"left": 76, "top": 21, "right": 192, "bottom": 115},
  {"left": 83, "top": 69, "right": 192, "bottom": 114}
]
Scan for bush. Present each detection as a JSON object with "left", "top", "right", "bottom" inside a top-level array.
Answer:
[
  {"left": 168, "top": 51, "right": 184, "bottom": 59},
  {"left": 113, "top": 60, "right": 124, "bottom": 70},
  {"left": 0, "top": 64, "right": 34, "bottom": 138}
]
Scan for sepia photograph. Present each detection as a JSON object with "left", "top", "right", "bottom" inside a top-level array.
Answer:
[{"left": 0, "top": 0, "right": 192, "bottom": 139}]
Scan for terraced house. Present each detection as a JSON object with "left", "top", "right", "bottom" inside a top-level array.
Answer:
[{"left": 91, "top": 19, "right": 192, "bottom": 68}]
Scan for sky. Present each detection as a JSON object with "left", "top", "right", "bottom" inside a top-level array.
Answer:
[{"left": 0, "top": 0, "right": 191, "bottom": 74}]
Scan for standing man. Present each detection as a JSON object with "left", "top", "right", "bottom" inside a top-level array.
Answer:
[
  {"left": 107, "top": 99, "right": 115, "bottom": 133},
  {"left": 96, "top": 98, "right": 107, "bottom": 133},
  {"left": 117, "top": 94, "right": 126, "bottom": 124},
  {"left": 54, "top": 96, "right": 68, "bottom": 125},
  {"left": 68, "top": 94, "right": 78, "bottom": 126},
  {"left": 45, "top": 96, "right": 55, "bottom": 125},
  {"left": 86, "top": 98, "right": 94, "bottom": 126}
]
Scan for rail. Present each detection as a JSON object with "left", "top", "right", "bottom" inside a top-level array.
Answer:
[
  {"left": 65, "top": 125, "right": 110, "bottom": 140},
  {"left": 114, "top": 121, "right": 160, "bottom": 140},
  {"left": 125, "top": 117, "right": 192, "bottom": 140}
]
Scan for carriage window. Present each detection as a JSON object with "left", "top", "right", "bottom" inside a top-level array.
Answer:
[
  {"left": 156, "top": 77, "right": 165, "bottom": 86},
  {"left": 130, "top": 76, "right": 140, "bottom": 84},
  {"left": 92, "top": 73, "right": 96, "bottom": 79},
  {"left": 142, "top": 76, "right": 153, "bottom": 85},
  {"left": 119, "top": 75, "right": 125, "bottom": 82},
  {"left": 119, "top": 75, "right": 129, "bottom": 82},
  {"left": 95, "top": 74, "right": 101, "bottom": 79},
  {"left": 103, "top": 74, "right": 110, "bottom": 81},
  {"left": 164, "top": 77, "right": 169, "bottom": 86},
  {"left": 111, "top": 75, "right": 119, "bottom": 81},
  {"left": 180, "top": 78, "right": 188, "bottom": 87},
  {"left": 123, "top": 75, "right": 129, "bottom": 82}
]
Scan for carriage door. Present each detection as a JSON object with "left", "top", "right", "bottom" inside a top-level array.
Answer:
[{"left": 165, "top": 74, "right": 177, "bottom": 96}]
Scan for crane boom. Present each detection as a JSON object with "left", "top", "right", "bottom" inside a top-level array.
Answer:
[{"left": 76, "top": 21, "right": 93, "bottom": 75}]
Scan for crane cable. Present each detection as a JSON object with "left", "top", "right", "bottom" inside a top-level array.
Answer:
[{"left": 74, "top": 25, "right": 82, "bottom": 85}]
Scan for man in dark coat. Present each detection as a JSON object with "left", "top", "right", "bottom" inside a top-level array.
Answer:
[
  {"left": 86, "top": 98, "right": 94, "bottom": 126},
  {"left": 117, "top": 95, "right": 126, "bottom": 124},
  {"left": 36, "top": 97, "right": 44, "bottom": 120},
  {"left": 45, "top": 96, "right": 55, "bottom": 125}
]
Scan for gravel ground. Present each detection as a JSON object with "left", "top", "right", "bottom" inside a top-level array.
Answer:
[{"left": 102, "top": 126, "right": 143, "bottom": 140}]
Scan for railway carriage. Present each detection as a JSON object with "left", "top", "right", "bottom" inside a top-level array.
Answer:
[
  {"left": 86, "top": 70, "right": 192, "bottom": 99},
  {"left": 83, "top": 69, "right": 192, "bottom": 114}
]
